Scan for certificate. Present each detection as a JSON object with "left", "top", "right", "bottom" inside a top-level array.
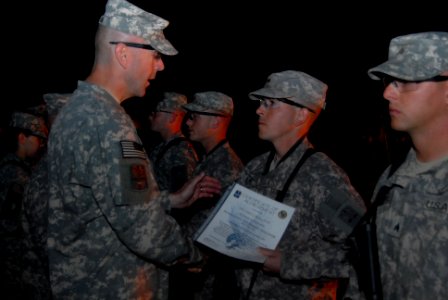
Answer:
[{"left": 194, "top": 182, "right": 295, "bottom": 263}]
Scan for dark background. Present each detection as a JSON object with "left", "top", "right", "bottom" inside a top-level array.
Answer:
[{"left": 3, "top": 0, "right": 447, "bottom": 201}]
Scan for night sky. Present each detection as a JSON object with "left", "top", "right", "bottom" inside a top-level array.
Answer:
[{"left": 4, "top": 0, "right": 448, "bottom": 200}]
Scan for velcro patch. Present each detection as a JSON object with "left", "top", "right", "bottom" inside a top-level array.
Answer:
[{"left": 130, "top": 164, "right": 148, "bottom": 190}]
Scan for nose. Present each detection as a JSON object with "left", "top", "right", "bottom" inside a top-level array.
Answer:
[
  {"left": 383, "top": 84, "right": 397, "bottom": 103},
  {"left": 256, "top": 105, "right": 265, "bottom": 116}
]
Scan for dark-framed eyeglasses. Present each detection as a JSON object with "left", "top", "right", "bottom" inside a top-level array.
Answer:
[
  {"left": 149, "top": 110, "right": 174, "bottom": 117},
  {"left": 256, "top": 96, "right": 315, "bottom": 113},
  {"left": 156, "top": 110, "right": 174, "bottom": 114},
  {"left": 109, "top": 41, "right": 155, "bottom": 51},
  {"left": 382, "top": 75, "right": 448, "bottom": 93},
  {"left": 187, "top": 111, "right": 227, "bottom": 121}
]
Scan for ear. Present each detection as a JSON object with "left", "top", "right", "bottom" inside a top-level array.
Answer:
[
  {"left": 114, "top": 43, "right": 128, "bottom": 68},
  {"left": 209, "top": 116, "right": 220, "bottom": 129},
  {"left": 17, "top": 132, "right": 27, "bottom": 145},
  {"left": 293, "top": 107, "right": 309, "bottom": 126}
]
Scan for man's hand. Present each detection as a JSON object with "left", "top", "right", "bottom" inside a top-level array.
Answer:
[
  {"left": 259, "top": 247, "right": 281, "bottom": 274},
  {"left": 170, "top": 172, "right": 221, "bottom": 208}
]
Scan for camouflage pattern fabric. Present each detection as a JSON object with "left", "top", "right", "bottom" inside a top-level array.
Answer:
[
  {"left": 183, "top": 91, "right": 234, "bottom": 116},
  {"left": 249, "top": 70, "right": 327, "bottom": 113},
  {"left": 235, "top": 139, "right": 366, "bottom": 300},
  {"left": 0, "top": 153, "right": 31, "bottom": 298},
  {"left": 368, "top": 31, "right": 448, "bottom": 81},
  {"left": 46, "top": 81, "right": 200, "bottom": 299},
  {"left": 99, "top": 0, "right": 177, "bottom": 56},
  {"left": 21, "top": 155, "right": 53, "bottom": 299},
  {"left": 149, "top": 135, "right": 198, "bottom": 192},
  {"left": 372, "top": 149, "right": 448, "bottom": 300},
  {"left": 180, "top": 140, "right": 243, "bottom": 300},
  {"left": 184, "top": 140, "right": 243, "bottom": 235}
]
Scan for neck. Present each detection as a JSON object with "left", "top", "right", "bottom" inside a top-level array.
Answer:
[
  {"left": 85, "top": 67, "right": 129, "bottom": 104},
  {"left": 161, "top": 129, "right": 182, "bottom": 142},
  {"left": 273, "top": 132, "right": 306, "bottom": 160},
  {"left": 411, "top": 122, "right": 448, "bottom": 162}
]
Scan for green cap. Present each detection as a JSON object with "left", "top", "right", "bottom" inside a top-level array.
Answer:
[
  {"left": 9, "top": 112, "right": 48, "bottom": 139},
  {"left": 368, "top": 31, "right": 448, "bottom": 81},
  {"left": 249, "top": 70, "right": 327, "bottom": 112},
  {"left": 156, "top": 92, "right": 187, "bottom": 112},
  {"left": 99, "top": 0, "right": 177, "bottom": 55},
  {"left": 183, "top": 91, "right": 234, "bottom": 116}
]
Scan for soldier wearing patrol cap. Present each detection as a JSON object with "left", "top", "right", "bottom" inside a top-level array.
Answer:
[
  {"left": 234, "top": 70, "right": 366, "bottom": 299},
  {"left": 19, "top": 93, "right": 70, "bottom": 300},
  {"left": 148, "top": 92, "right": 198, "bottom": 195},
  {"left": 46, "top": 0, "right": 221, "bottom": 299},
  {"left": 180, "top": 91, "right": 244, "bottom": 299},
  {"left": 0, "top": 111, "right": 48, "bottom": 298},
  {"left": 357, "top": 31, "right": 448, "bottom": 300}
]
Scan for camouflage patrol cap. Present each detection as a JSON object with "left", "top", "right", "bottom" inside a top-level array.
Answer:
[
  {"left": 99, "top": 0, "right": 177, "bottom": 56},
  {"left": 9, "top": 112, "right": 48, "bottom": 139},
  {"left": 183, "top": 91, "right": 234, "bottom": 116},
  {"left": 249, "top": 70, "right": 327, "bottom": 112},
  {"left": 368, "top": 31, "right": 448, "bottom": 81},
  {"left": 43, "top": 93, "right": 71, "bottom": 120},
  {"left": 156, "top": 92, "right": 187, "bottom": 112}
]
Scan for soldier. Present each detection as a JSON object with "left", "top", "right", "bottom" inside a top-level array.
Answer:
[
  {"left": 179, "top": 91, "right": 244, "bottom": 300},
  {"left": 235, "top": 70, "right": 366, "bottom": 299},
  {"left": 20, "top": 93, "right": 70, "bottom": 300},
  {"left": 0, "top": 111, "right": 48, "bottom": 299},
  {"left": 46, "top": 0, "right": 220, "bottom": 299},
  {"left": 362, "top": 31, "right": 448, "bottom": 300},
  {"left": 149, "top": 92, "right": 198, "bottom": 194}
]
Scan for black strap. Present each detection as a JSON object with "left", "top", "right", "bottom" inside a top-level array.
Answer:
[
  {"left": 244, "top": 147, "right": 317, "bottom": 300},
  {"left": 155, "top": 136, "right": 187, "bottom": 164},
  {"left": 276, "top": 148, "right": 316, "bottom": 202},
  {"left": 348, "top": 153, "right": 406, "bottom": 300}
]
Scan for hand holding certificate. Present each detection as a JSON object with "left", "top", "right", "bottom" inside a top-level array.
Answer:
[{"left": 194, "top": 183, "right": 295, "bottom": 263}]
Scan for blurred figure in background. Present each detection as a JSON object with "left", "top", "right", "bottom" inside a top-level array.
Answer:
[
  {"left": 179, "top": 91, "right": 244, "bottom": 300},
  {"left": 21, "top": 93, "right": 70, "bottom": 300},
  {"left": 0, "top": 111, "right": 48, "bottom": 299}
]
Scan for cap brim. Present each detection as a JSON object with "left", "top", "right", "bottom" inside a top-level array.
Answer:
[
  {"left": 182, "top": 103, "right": 206, "bottom": 113},
  {"left": 368, "top": 60, "right": 442, "bottom": 81},
  {"left": 249, "top": 88, "right": 285, "bottom": 100},
  {"left": 150, "top": 39, "right": 178, "bottom": 56}
]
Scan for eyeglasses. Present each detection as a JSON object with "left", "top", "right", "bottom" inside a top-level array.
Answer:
[
  {"left": 256, "top": 97, "right": 315, "bottom": 113},
  {"left": 187, "top": 111, "right": 227, "bottom": 121},
  {"left": 149, "top": 110, "right": 174, "bottom": 117},
  {"left": 156, "top": 110, "right": 174, "bottom": 114},
  {"left": 109, "top": 41, "right": 155, "bottom": 51},
  {"left": 382, "top": 75, "right": 448, "bottom": 93}
]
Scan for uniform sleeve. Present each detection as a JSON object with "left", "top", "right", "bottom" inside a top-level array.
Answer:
[{"left": 280, "top": 155, "right": 366, "bottom": 280}]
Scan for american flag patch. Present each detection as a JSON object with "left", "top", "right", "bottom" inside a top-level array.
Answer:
[{"left": 120, "top": 141, "right": 146, "bottom": 160}]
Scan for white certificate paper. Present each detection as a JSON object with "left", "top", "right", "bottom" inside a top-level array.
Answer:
[{"left": 194, "top": 183, "right": 295, "bottom": 263}]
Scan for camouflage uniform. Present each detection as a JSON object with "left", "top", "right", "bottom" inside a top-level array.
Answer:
[
  {"left": 149, "top": 93, "right": 198, "bottom": 193},
  {"left": 0, "top": 153, "right": 30, "bottom": 298},
  {"left": 236, "top": 139, "right": 365, "bottom": 300},
  {"left": 46, "top": 81, "right": 200, "bottom": 299},
  {"left": 21, "top": 93, "right": 70, "bottom": 300},
  {"left": 235, "top": 70, "right": 365, "bottom": 300},
  {"left": 0, "top": 112, "right": 48, "bottom": 299},
  {"left": 372, "top": 150, "right": 448, "bottom": 300},
  {"left": 364, "top": 32, "right": 448, "bottom": 300},
  {"left": 149, "top": 136, "right": 198, "bottom": 191},
  {"left": 182, "top": 91, "right": 244, "bottom": 235},
  {"left": 179, "top": 92, "right": 244, "bottom": 300}
]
